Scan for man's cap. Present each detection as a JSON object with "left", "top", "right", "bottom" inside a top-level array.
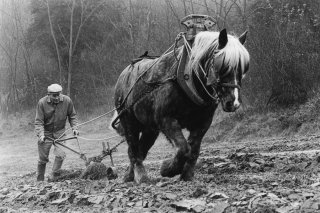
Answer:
[{"left": 48, "top": 84, "right": 62, "bottom": 93}]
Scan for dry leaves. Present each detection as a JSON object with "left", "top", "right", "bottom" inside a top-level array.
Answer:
[{"left": 2, "top": 151, "right": 320, "bottom": 212}]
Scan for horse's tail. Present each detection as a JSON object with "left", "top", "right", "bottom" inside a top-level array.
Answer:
[{"left": 109, "top": 110, "right": 125, "bottom": 136}]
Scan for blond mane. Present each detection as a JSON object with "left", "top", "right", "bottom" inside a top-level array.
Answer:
[{"left": 188, "top": 31, "right": 250, "bottom": 76}]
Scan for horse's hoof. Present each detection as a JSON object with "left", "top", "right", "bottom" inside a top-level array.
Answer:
[
  {"left": 134, "top": 164, "right": 149, "bottom": 184},
  {"left": 135, "top": 175, "right": 150, "bottom": 184},
  {"left": 180, "top": 172, "right": 194, "bottom": 181},
  {"left": 123, "top": 174, "right": 134, "bottom": 182},
  {"left": 123, "top": 167, "right": 134, "bottom": 182},
  {"left": 160, "top": 159, "right": 182, "bottom": 177},
  {"left": 180, "top": 163, "right": 195, "bottom": 181}
]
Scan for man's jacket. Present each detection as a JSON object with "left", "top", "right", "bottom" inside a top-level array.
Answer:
[{"left": 35, "top": 94, "right": 78, "bottom": 139}]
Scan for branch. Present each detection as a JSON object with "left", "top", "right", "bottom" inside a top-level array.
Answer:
[
  {"left": 165, "top": 0, "right": 181, "bottom": 28},
  {"left": 67, "top": 0, "right": 75, "bottom": 96},
  {"left": 58, "top": 24, "right": 70, "bottom": 49},
  {"left": 46, "top": 0, "right": 63, "bottom": 83},
  {"left": 72, "top": 0, "right": 105, "bottom": 55}
]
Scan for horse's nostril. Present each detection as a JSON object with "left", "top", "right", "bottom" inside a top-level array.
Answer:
[{"left": 226, "top": 101, "right": 233, "bottom": 107}]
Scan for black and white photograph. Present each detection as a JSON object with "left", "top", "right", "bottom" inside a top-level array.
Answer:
[{"left": 1, "top": 0, "right": 320, "bottom": 212}]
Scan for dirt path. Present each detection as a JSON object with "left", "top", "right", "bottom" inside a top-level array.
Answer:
[{"left": 1, "top": 131, "right": 320, "bottom": 212}]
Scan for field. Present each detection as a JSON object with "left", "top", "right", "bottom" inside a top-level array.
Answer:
[{"left": 2, "top": 122, "right": 320, "bottom": 212}]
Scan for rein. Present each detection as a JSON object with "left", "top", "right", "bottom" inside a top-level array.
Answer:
[{"left": 219, "top": 82, "right": 241, "bottom": 89}]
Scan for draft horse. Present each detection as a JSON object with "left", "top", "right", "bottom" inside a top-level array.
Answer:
[{"left": 111, "top": 29, "right": 250, "bottom": 183}]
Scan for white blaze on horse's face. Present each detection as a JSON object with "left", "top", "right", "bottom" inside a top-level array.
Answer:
[
  {"left": 220, "top": 72, "right": 242, "bottom": 112},
  {"left": 233, "top": 79, "right": 240, "bottom": 108}
]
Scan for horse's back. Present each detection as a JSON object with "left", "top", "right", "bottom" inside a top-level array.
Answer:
[{"left": 114, "top": 58, "right": 157, "bottom": 106}]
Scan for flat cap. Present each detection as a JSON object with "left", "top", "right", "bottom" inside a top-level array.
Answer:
[{"left": 47, "top": 84, "right": 62, "bottom": 93}]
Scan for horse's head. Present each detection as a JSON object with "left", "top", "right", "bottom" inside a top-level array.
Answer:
[{"left": 189, "top": 29, "right": 250, "bottom": 112}]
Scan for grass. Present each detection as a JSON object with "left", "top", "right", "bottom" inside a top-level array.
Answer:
[{"left": 207, "top": 93, "right": 320, "bottom": 143}]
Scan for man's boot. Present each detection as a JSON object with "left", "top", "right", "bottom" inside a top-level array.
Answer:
[
  {"left": 37, "top": 163, "right": 46, "bottom": 181},
  {"left": 48, "top": 157, "right": 63, "bottom": 182}
]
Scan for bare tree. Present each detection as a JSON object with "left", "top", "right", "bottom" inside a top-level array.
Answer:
[
  {"left": 0, "top": 0, "right": 34, "bottom": 114},
  {"left": 181, "top": 0, "right": 188, "bottom": 16},
  {"left": 190, "top": 0, "right": 195, "bottom": 14},
  {"left": 67, "top": 0, "right": 75, "bottom": 97},
  {"left": 46, "top": 0, "right": 63, "bottom": 84}
]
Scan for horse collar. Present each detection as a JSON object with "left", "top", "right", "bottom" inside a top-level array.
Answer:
[{"left": 176, "top": 45, "right": 218, "bottom": 106}]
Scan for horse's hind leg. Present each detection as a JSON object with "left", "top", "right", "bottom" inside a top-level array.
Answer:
[{"left": 160, "top": 118, "right": 191, "bottom": 177}]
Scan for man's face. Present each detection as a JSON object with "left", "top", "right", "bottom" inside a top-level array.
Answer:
[{"left": 48, "top": 92, "right": 61, "bottom": 104}]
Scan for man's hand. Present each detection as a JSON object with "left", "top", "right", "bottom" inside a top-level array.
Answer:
[
  {"left": 39, "top": 135, "right": 45, "bottom": 143},
  {"left": 73, "top": 130, "right": 79, "bottom": 136}
]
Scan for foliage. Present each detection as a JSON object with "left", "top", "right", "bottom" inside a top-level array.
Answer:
[
  {"left": 246, "top": 0, "right": 320, "bottom": 106},
  {"left": 2, "top": 0, "right": 320, "bottom": 115},
  {"left": 29, "top": 0, "right": 105, "bottom": 60},
  {"left": 27, "top": 0, "right": 128, "bottom": 100}
]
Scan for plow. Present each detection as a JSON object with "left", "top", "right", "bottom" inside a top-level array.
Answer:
[{"left": 45, "top": 135, "right": 126, "bottom": 180}]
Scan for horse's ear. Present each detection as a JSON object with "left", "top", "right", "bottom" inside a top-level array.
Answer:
[
  {"left": 239, "top": 30, "right": 248, "bottom": 45},
  {"left": 218, "top": 29, "right": 228, "bottom": 49}
]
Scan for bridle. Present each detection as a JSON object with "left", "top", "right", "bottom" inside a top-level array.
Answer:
[{"left": 182, "top": 35, "right": 241, "bottom": 103}]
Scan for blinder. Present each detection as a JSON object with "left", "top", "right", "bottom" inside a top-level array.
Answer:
[{"left": 206, "top": 52, "right": 241, "bottom": 93}]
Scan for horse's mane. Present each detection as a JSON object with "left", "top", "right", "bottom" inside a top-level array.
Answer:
[{"left": 188, "top": 31, "right": 250, "bottom": 76}]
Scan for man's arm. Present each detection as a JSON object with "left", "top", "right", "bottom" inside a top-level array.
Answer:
[{"left": 34, "top": 101, "right": 45, "bottom": 138}]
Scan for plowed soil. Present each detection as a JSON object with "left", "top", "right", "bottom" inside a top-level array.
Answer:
[{"left": 1, "top": 131, "right": 320, "bottom": 212}]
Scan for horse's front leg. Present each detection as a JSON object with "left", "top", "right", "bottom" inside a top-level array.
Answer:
[
  {"left": 133, "top": 129, "right": 159, "bottom": 184},
  {"left": 180, "top": 123, "right": 211, "bottom": 181},
  {"left": 160, "top": 118, "right": 191, "bottom": 177},
  {"left": 125, "top": 128, "right": 158, "bottom": 184},
  {"left": 125, "top": 135, "right": 149, "bottom": 184},
  {"left": 121, "top": 116, "right": 148, "bottom": 184},
  {"left": 123, "top": 130, "right": 139, "bottom": 183}
]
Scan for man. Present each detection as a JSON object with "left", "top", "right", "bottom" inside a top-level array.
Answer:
[{"left": 35, "top": 84, "right": 79, "bottom": 181}]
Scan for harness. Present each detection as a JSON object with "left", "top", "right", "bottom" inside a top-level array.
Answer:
[
  {"left": 111, "top": 14, "right": 240, "bottom": 128},
  {"left": 176, "top": 15, "right": 240, "bottom": 106}
]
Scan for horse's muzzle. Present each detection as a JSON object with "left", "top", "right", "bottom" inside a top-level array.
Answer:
[{"left": 221, "top": 99, "right": 240, "bottom": 112}]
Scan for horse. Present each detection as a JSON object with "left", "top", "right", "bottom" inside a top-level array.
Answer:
[{"left": 111, "top": 29, "right": 250, "bottom": 183}]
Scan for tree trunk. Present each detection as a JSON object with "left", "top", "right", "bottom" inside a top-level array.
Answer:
[
  {"left": 46, "top": 0, "right": 63, "bottom": 84},
  {"left": 67, "top": 0, "right": 75, "bottom": 97},
  {"left": 165, "top": 0, "right": 181, "bottom": 29},
  {"left": 204, "top": 0, "right": 210, "bottom": 15},
  {"left": 190, "top": 0, "right": 195, "bottom": 14},
  {"left": 165, "top": 2, "right": 172, "bottom": 42},
  {"left": 182, "top": 0, "right": 188, "bottom": 16}
]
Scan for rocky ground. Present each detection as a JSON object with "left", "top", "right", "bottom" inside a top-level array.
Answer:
[{"left": 2, "top": 133, "right": 320, "bottom": 212}]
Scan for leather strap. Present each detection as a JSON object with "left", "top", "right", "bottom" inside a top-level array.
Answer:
[{"left": 176, "top": 45, "right": 206, "bottom": 106}]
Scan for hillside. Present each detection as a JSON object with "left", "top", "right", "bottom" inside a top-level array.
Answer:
[{"left": 3, "top": 91, "right": 320, "bottom": 143}]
